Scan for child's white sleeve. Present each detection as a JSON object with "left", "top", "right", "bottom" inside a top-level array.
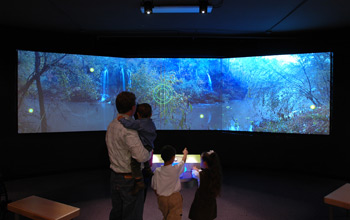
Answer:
[
  {"left": 192, "top": 169, "right": 201, "bottom": 186},
  {"left": 175, "top": 161, "right": 185, "bottom": 175}
]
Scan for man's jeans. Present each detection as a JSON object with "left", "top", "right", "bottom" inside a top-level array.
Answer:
[{"left": 109, "top": 171, "right": 144, "bottom": 220}]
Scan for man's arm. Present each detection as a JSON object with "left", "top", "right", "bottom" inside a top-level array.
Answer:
[{"left": 125, "top": 130, "right": 150, "bottom": 163}]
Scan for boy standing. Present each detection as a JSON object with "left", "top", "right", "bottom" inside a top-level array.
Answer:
[{"left": 151, "top": 145, "right": 188, "bottom": 220}]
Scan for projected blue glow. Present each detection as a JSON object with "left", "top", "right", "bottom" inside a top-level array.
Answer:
[{"left": 17, "top": 51, "right": 331, "bottom": 134}]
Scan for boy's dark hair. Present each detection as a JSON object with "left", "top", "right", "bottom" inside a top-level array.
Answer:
[
  {"left": 137, "top": 103, "right": 152, "bottom": 118},
  {"left": 160, "top": 145, "right": 176, "bottom": 162},
  {"left": 115, "top": 91, "right": 136, "bottom": 114}
]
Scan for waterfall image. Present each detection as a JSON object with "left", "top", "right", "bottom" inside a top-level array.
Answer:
[
  {"left": 207, "top": 72, "right": 213, "bottom": 91},
  {"left": 100, "top": 66, "right": 109, "bottom": 102},
  {"left": 127, "top": 69, "right": 132, "bottom": 88},
  {"left": 17, "top": 51, "right": 331, "bottom": 134},
  {"left": 121, "top": 66, "right": 126, "bottom": 91}
]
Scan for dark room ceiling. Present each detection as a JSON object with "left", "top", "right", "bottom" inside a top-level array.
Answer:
[{"left": 1, "top": 0, "right": 350, "bottom": 38}]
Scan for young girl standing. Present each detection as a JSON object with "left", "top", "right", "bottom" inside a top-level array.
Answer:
[{"left": 189, "top": 150, "right": 222, "bottom": 220}]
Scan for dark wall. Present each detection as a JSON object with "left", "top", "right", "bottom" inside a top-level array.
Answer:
[{"left": 1, "top": 29, "right": 349, "bottom": 180}]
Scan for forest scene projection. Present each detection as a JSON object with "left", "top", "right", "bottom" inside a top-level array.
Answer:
[{"left": 17, "top": 51, "right": 331, "bottom": 134}]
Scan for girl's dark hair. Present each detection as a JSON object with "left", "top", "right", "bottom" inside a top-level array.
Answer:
[{"left": 201, "top": 151, "right": 222, "bottom": 197}]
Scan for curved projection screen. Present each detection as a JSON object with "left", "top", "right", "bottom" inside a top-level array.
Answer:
[{"left": 17, "top": 50, "right": 332, "bottom": 134}]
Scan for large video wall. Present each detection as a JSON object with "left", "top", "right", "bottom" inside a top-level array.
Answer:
[{"left": 18, "top": 50, "right": 331, "bottom": 134}]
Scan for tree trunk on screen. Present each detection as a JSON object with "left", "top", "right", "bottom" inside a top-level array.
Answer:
[{"left": 35, "top": 52, "right": 47, "bottom": 132}]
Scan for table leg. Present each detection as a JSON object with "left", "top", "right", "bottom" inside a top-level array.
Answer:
[
  {"left": 329, "top": 206, "right": 333, "bottom": 220},
  {"left": 14, "top": 213, "right": 19, "bottom": 220}
]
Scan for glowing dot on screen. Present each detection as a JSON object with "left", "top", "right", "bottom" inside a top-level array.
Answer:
[
  {"left": 200, "top": 114, "right": 204, "bottom": 119},
  {"left": 89, "top": 67, "right": 95, "bottom": 72},
  {"left": 28, "top": 108, "right": 34, "bottom": 113},
  {"left": 310, "top": 105, "right": 316, "bottom": 110}
]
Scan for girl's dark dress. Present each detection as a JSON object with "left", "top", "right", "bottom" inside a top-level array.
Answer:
[{"left": 188, "top": 169, "right": 217, "bottom": 220}]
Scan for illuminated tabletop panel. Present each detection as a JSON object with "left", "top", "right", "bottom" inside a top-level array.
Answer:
[{"left": 152, "top": 154, "right": 201, "bottom": 182}]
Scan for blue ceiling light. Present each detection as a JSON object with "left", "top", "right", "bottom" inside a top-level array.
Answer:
[{"left": 140, "top": 0, "right": 212, "bottom": 14}]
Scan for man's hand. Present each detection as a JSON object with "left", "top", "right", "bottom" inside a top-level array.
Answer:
[{"left": 117, "top": 115, "right": 125, "bottom": 120}]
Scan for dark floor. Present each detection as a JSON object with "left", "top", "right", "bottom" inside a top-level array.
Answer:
[{"left": 3, "top": 168, "right": 349, "bottom": 220}]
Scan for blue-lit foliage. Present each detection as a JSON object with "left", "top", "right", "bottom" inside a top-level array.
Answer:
[{"left": 17, "top": 51, "right": 331, "bottom": 134}]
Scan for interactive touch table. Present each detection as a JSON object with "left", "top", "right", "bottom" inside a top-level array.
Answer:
[{"left": 152, "top": 154, "right": 201, "bottom": 182}]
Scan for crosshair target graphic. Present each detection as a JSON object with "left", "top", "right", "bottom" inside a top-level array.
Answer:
[{"left": 153, "top": 84, "right": 174, "bottom": 104}]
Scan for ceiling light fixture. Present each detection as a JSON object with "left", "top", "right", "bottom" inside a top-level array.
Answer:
[
  {"left": 143, "top": 1, "right": 153, "bottom": 14},
  {"left": 199, "top": 0, "right": 208, "bottom": 14},
  {"left": 140, "top": 0, "right": 212, "bottom": 14}
]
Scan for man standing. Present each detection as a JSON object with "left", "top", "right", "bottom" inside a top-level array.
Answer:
[{"left": 106, "top": 91, "right": 151, "bottom": 220}]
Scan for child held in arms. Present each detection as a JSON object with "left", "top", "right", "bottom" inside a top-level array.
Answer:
[
  {"left": 118, "top": 103, "right": 157, "bottom": 194},
  {"left": 152, "top": 145, "right": 188, "bottom": 220},
  {"left": 189, "top": 150, "right": 222, "bottom": 220}
]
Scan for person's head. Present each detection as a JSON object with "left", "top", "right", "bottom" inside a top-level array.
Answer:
[
  {"left": 115, "top": 91, "right": 136, "bottom": 115},
  {"left": 136, "top": 103, "right": 152, "bottom": 119},
  {"left": 201, "top": 150, "right": 220, "bottom": 169},
  {"left": 201, "top": 150, "right": 222, "bottom": 197},
  {"left": 160, "top": 145, "right": 176, "bottom": 164}
]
